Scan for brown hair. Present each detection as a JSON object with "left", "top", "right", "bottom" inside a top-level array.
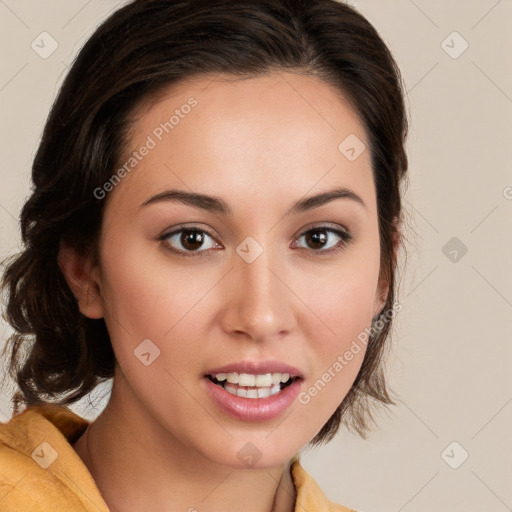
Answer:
[{"left": 0, "top": 0, "right": 408, "bottom": 444}]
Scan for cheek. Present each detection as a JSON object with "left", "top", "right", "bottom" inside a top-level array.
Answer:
[
  {"left": 307, "top": 242, "right": 381, "bottom": 344},
  {"left": 304, "top": 276, "right": 375, "bottom": 390},
  {"left": 97, "top": 238, "right": 212, "bottom": 375},
  {"left": 322, "top": 273, "right": 378, "bottom": 344},
  {"left": 295, "top": 242, "right": 381, "bottom": 401},
  {"left": 276, "top": 269, "right": 380, "bottom": 447}
]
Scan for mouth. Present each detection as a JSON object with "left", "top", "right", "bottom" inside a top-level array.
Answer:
[
  {"left": 206, "top": 372, "right": 298, "bottom": 399},
  {"left": 202, "top": 361, "right": 304, "bottom": 421}
]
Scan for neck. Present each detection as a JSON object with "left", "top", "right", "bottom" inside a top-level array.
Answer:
[{"left": 73, "top": 377, "right": 297, "bottom": 512}]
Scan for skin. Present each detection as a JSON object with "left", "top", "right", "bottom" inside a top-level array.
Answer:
[{"left": 60, "top": 71, "right": 392, "bottom": 512}]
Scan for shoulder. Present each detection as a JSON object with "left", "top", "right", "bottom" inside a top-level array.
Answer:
[
  {"left": 0, "top": 404, "right": 109, "bottom": 512},
  {"left": 291, "top": 457, "right": 358, "bottom": 512}
]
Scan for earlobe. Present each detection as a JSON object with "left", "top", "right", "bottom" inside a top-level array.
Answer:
[{"left": 57, "top": 241, "right": 104, "bottom": 319}]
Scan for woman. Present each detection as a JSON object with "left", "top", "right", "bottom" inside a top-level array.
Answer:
[{"left": 0, "top": 0, "right": 408, "bottom": 510}]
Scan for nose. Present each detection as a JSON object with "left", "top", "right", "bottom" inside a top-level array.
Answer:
[{"left": 219, "top": 246, "right": 297, "bottom": 343}]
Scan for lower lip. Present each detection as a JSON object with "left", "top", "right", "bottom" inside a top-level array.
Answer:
[{"left": 203, "top": 377, "right": 302, "bottom": 422}]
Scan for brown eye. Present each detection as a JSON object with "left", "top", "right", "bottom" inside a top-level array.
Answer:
[
  {"left": 159, "top": 224, "right": 353, "bottom": 259},
  {"left": 295, "top": 226, "right": 353, "bottom": 254},
  {"left": 304, "top": 229, "right": 328, "bottom": 250},
  {"left": 180, "top": 230, "right": 206, "bottom": 251},
  {"left": 160, "top": 227, "right": 219, "bottom": 257}
]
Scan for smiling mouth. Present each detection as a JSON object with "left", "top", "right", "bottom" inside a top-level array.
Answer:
[{"left": 206, "top": 372, "right": 297, "bottom": 399}]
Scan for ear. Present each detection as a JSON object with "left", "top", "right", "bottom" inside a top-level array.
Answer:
[
  {"left": 373, "top": 217, "right": 401, "bottom": 318},
  {"left": 57, "top": 241, "right": 104, "bottom": 319}
]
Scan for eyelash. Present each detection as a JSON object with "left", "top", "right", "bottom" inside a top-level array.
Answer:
[{"left": 158, "top": 224, "right": 354, "bottom": 258}]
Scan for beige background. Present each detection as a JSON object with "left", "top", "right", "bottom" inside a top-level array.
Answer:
[{"left": 1, "top": 1, "right": 511, "bottom": 511}]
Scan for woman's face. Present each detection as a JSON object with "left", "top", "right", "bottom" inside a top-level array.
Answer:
[{"left": 86, "top": 71, "right": 386, "bottom": 468}]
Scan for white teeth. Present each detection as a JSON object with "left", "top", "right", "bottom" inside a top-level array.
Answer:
[
  {"left": 270, "top": 384, "right": 281, "bottom": 396},
  {"left": 210, "top": 372, "right": 297, "bottom": 399},
  {"left": 235, "top": 388, "right": 259, "bottom": 398},
  {"left": 223, "top": 383, "right": 283, "bottom": 399},
  {"left": 238, "top": 373, "right": 255, "bottom": 386},
  {"left": 257, "top": 387, "right": 271, "bottom": 398},
  {"left": 217, "top": 372, "right": 293, "bottom": 387},
  {"left": 225, "top": 385, "right": 237, "bottom": 395},
  {"left": 255, "top": 374, "right": 272, "bottom": 387},
  {"left": 271, "top": 373, "right": 281, "bottom": 385},
  {"left": 226, "top": 373, "right": 238, "bottom": 384}
]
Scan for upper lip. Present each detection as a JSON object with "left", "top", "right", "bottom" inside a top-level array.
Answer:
[{"left": 205, "top": 360, "right": 304, "bottom": 378}]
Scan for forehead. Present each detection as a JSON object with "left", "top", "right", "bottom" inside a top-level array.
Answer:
[
  {"left": 129, "top": 71, "right": 367, "bottom": 152},
  {"left": 109, "top": 71, "right": 375, "bottom": 218}
]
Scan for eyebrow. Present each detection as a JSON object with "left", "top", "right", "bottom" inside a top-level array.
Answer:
[{"left": 139, "top": 186, "right": 366, "bottom": 215}]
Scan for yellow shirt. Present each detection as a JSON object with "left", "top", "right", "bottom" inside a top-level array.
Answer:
[{"left": 0, "top": 404, "right": 356, "bottom": 511}]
